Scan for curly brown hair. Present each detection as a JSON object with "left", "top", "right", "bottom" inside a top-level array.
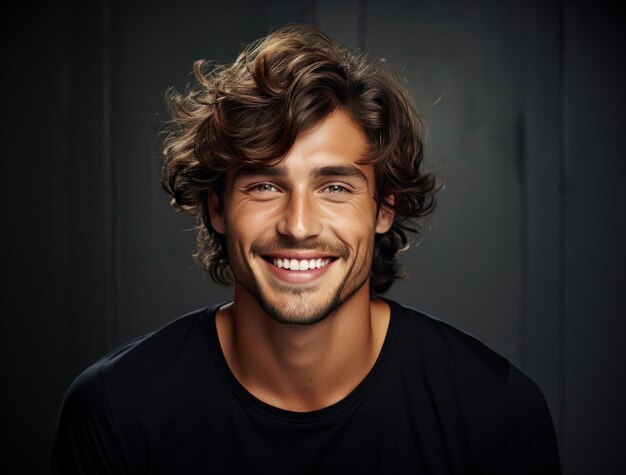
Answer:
[{"left": 161, "top": 24, "right": 437, "bottom": 294}]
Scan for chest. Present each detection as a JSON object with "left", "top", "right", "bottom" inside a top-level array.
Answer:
[{"left": 143, "top": 392, "right": 467, "bottom": 474}]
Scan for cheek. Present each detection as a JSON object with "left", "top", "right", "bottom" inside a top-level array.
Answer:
[
  {"left": 227, "top": 201, "right": 281, "bottom": 235},
  {"left": 324, "top": 201, "right": 378, "bottom": 236}
]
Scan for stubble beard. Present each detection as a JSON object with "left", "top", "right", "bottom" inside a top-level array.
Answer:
[
  {"left": 253, "top": 282, "right": 344, "bottom": 326},
  {"left": 233, "top": 243, "right": 372, "bottom": 326}
]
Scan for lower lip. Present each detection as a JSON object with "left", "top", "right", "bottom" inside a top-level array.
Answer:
[{"left": 263, "top": 258, "right": 335, "bottom": 284}]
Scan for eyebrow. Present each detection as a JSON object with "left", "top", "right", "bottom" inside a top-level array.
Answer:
[
  {"left": 234, "top": 164, "right": 368, "bottom": 182},
  {"left": 234, "top": 165, "right": 288, "bottom": 179},
  {"left": 311, "top": 165, "right": 367, "bottom": 181}
]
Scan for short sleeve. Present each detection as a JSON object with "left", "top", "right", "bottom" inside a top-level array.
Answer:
[
  {"left": 487, "top": 365, "right": 562, "bottom": 475},
  {"left": 52, "top": 364, "right": 126, "bottom": 474}
]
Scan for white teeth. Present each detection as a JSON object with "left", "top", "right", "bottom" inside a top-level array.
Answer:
[{"left": 271, "top": 257, "right": 332, "bottom": 271}]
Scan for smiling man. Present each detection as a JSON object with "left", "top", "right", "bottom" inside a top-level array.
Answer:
[
  {"left": 208, "top": 110, "right": 394, "bottom": 413},
  {"left": 53, "top": 25, "right": 561, "bottom": 473}
]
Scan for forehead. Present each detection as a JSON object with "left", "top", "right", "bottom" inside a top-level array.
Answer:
[{"left": 232, "top": 109, "right": 373, "bottom": 180}]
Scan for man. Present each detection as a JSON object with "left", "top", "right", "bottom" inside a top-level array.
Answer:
[{"left": 53, "top": 25, "right": 561, "bottom": 473}]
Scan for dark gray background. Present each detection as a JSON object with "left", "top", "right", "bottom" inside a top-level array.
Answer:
[{"left": 2, "top": 0, "right": 624, "bottom": 473}]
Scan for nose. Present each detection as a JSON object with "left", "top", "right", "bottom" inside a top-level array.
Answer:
[{"left": 276, "top": 189, "right": 322, "bottom": 241}]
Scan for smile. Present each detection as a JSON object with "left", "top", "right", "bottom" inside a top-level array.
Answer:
[
  {"left": 270, "top": 257, "right": 332, "bottom": 271},
  {"left": 260, "top": 254, "right": 338, "bottom": 284}
]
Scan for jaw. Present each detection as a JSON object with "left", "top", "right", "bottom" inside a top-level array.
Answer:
[
  {"left": 232, "top": 255, "right": 347, "bottom": 325},
  {"left": 246, "top": 250, "right": 374, "bottom": 327},
  {"left": 229, "top": 232, "right": 375, "bottom": 326}
]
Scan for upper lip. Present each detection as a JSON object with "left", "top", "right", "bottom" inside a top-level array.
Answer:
[{"left": 261, "top": 252, "right": 337, "bottom": 260}]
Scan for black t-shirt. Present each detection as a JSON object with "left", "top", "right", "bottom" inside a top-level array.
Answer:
[{"left": 52, "top": 299, "right": 561, "bottom": 474}]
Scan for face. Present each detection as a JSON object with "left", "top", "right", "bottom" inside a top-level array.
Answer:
[{"left": 208, "top": 110, "right": 394, "bottom": 325}]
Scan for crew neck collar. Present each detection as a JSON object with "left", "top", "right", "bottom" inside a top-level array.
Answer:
[{"left": 204, "top": 298, "right": 401, "bottom": 423}]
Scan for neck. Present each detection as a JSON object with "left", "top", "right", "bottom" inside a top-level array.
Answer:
[{"left": 216, "top": 283, "right": 390, "bottom": 412}]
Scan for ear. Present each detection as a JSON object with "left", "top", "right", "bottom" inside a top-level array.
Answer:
[
  {"left": 375, "top": 195, "right": 395, "bottom": 234},
  {"left": 207, "top": 190, "right": 226, "bottom": 234}
]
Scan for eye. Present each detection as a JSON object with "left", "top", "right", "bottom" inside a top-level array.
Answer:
[
  {"left": 319, "top": 183, "right": 353, "bottom": 202},
  {"left": 249, "top": 183, "right": 278, "bottom": 194},
  {"left": 323, "top": 184, "right": 349, "bottom": 194}
]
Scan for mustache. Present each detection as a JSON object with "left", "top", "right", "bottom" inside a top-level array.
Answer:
[{"left": 250, "top": 237, "right": 350, "bottom": 259}]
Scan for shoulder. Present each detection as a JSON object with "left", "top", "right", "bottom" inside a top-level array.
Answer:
[
  {"left": 390, "top": 299, "right": 548, "bottom": 396},
  {"left": 388, "top": 298, "right": 548, "bottom": 401},
  {"left": 71, "top": 305, "right": 218, "bottom": 406},
  {"left": 53, "top": 305, "right": 219, "bottom": 472},
  {"left": 101, "top": 306, "right": 212, "bottom": 370},
  {"left": 385, "top": 299, "right": 560, "bottom": 472},
  {"left": 387, "top": 298, "right": 511, "bottom": 386},
  {"left": 386, "top": 299, "right": 543, "bottom": 425}
]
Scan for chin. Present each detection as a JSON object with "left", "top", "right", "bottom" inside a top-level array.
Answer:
[
  {"left": 256, "top": 272, "right": 371, "bottom": 326},
  {"left": 256, "top": 287, "right": 343, "bottom": 326},
  {"left": 233, "top": 250, "right": 372, "bottom": 326}
]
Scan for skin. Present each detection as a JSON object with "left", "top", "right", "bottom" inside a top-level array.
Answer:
[{"left": 207, "top": 109, "right": 395, "bottom": 412}]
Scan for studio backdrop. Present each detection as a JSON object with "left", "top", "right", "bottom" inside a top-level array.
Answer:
[{"left": 2, "top": 1, "right": 624, "bottom": 473}]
